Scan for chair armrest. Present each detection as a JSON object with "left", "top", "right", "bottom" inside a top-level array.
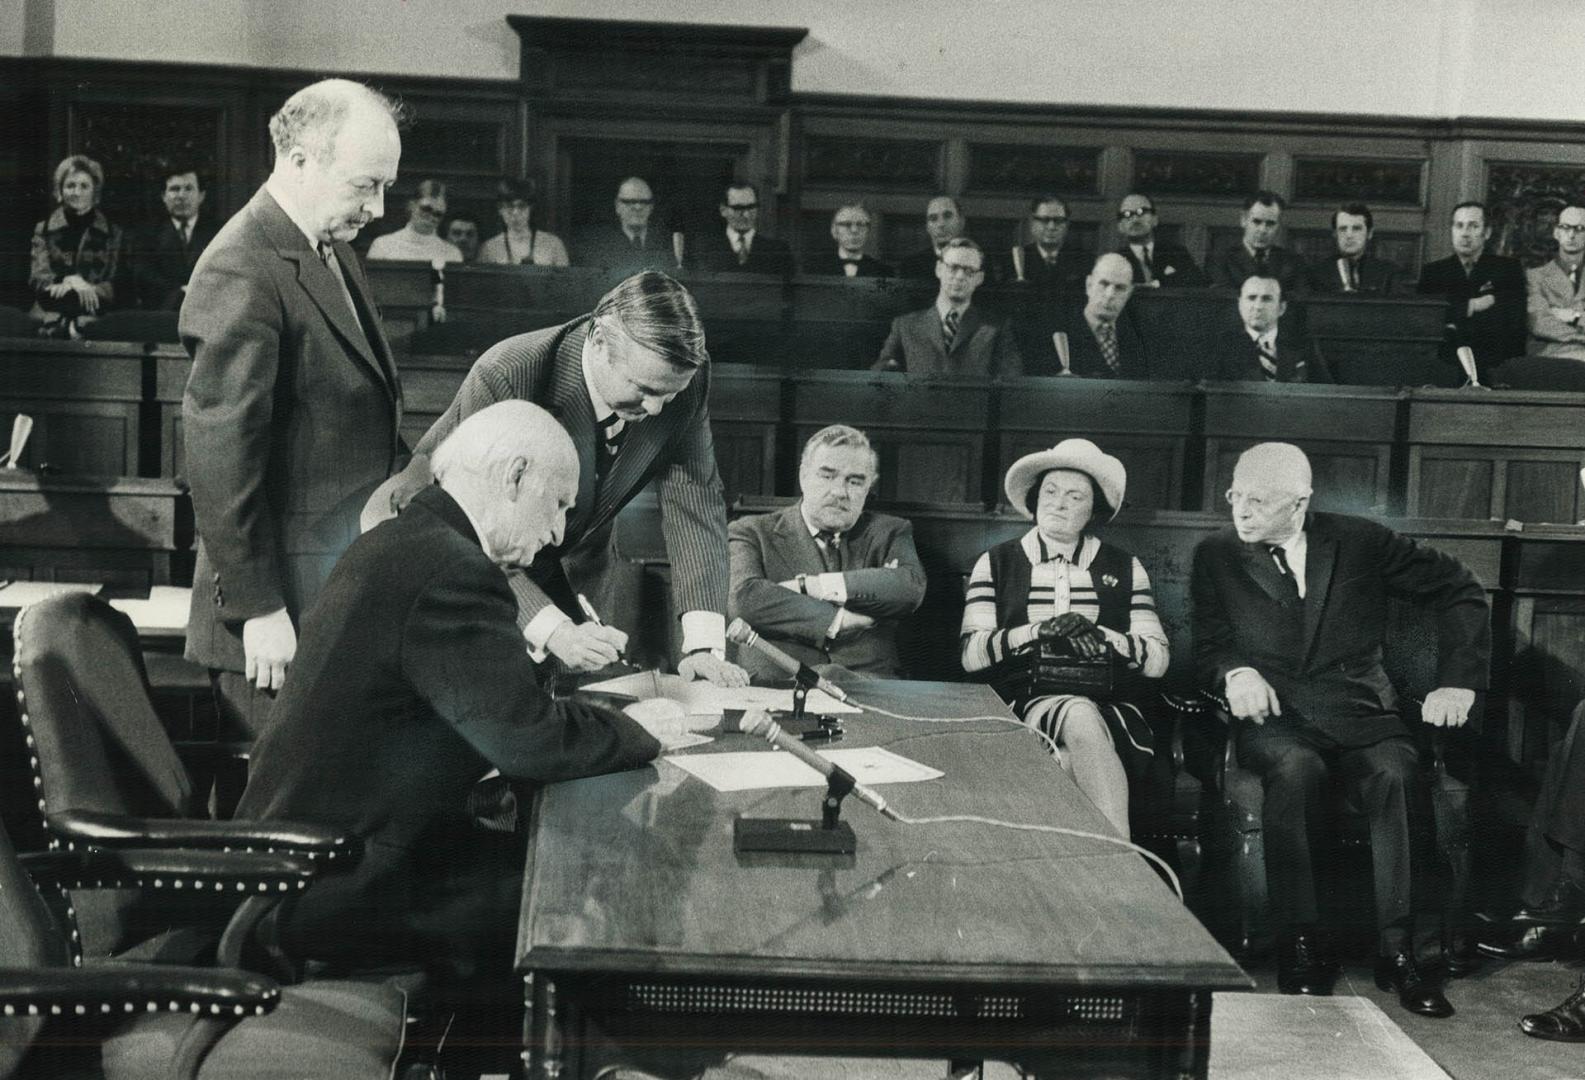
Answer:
[
  {"left": 46, "top": 810, "right": 359, "bottom": 863},
  {"left": 22, "top": 846, "right": 319, "bottom": 895},
  {"left": 0, "top": 964, "right": 280, "bottom": 1017}
]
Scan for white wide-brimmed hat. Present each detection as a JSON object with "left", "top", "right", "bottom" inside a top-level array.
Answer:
[{"left": 1004, "top": 438, "right": 1127, "bottom": 522}]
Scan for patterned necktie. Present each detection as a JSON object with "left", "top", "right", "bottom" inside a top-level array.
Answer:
[
  {"left": 1096, "top": 320, "right": 1121, "bottom": 374},
  {"left": 596, "top": 413, "right": 625, "bottom": 480},
  {"left": 1256, "top": 337, "right": 1280, "bottom": 379},
  {"left": 1266, "top": 544, "right": 1301, "bottom": 602},
  {"left": 942, "top": 308, "right": 961, "bottom": 350},
  {"left": 1139, "top": 246, "right": 1154, "bottom": 284},
  {"left": 733, "top": 231, "right": 750, "bottom": 265},
  {"left": 317, "top": 242, "right": 364, "bottom": 335},
  {"left": 1254, "top": 249, "right": 1270, "bottom": 274},
  {"left": 815, "top": 530, "right": 840, "bottom": 572}
]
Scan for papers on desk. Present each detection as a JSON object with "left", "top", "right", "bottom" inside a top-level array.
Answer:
[
  {"left": 108, "top": 587, "right": 191, "bottom": 634},
  {"left": 583, "top": 670, "right": 860, "bottom": 717},
  {"left": 0, "top": 580, "right": 103, "bottom": 606},
  {"left": 666, "top": 747, "right": 942, "bottom": 793}
]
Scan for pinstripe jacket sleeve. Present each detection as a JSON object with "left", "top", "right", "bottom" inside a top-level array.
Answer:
[{"left": 655, "top": 363, "right": 730, "bottom": 620}]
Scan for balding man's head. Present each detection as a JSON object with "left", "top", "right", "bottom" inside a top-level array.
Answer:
[
  {"left": 269, "top": 79, "right": 404, "bottom": 243},
  {"left": 1085, "top": 252, "right": 1135, "bottom": 321},
  {"left": 432, "top": 401, "right": 579, "bottom": 568},
  {"left": 1228, "top": 442, "right": 1312, "bottom": 544}
]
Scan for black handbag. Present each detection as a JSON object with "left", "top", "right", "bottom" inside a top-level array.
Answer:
[{"left": 986, "top": 636, "right": 1116, "bottom": 704}]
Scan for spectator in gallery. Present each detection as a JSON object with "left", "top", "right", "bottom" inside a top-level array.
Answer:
[
  {"left": 692, "top": 179, "right": 793, "bottom": 276},
  {"left": 444, "top": 210, "right": 482, "bottom": 263},
  {"left": 805, "top": 203, "right": 895, "bottom": 277},
  {"left": 1307, "top": 203, "right": 1404, "bottom": 296},
  {"left": 29, "top": 153, "right": 123, "bottom": 337},
  {"left": 479, "top": 176, "right": 569, "bottom": 267},
  {"left": 367, "top": 178, "right": 464, "bottom": 263},
  {"left": 993, "top": 193, "right": 1088, "bottom": 295},
  {"left": 1207, "top": 191, "right": 1307, "bottom": 297},
  {"left": 898, "top": 194, "right": 968, "bottom": 279},
  {"left": 1114, "top": 192, "right": 1207, "bottom": 287},
  {"left": 1524, "top": 202, "right": 1585, "bottom": 362},
  {"left": 574, "top": 176, "right": 671, "bottom": 273},
  {"left": 874, "top": 237, "right": 1022, "bottom": 377},
  {"left": 1208, "top": 275, "right": 1328, "bottom": 383},
  {"left": 129, "top": 166, "right": 217, "bottom": 310},
  {"left": 1035, "top": 253, "right": 1153, "bottom": 379},
  {"left": 1416, "top": 201, "right": 1527, "bottom": 382}
]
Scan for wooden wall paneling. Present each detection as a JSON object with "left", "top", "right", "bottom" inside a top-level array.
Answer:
[
  {"left": 396, "top": 354, "right": 472, "bottom": 451},
  {"left": 150, "top": 346, "right": 189, "bottom": 479},
  {"left": 1509, "top": 529, "right": 1585, "bottom": 763},
  {"left": 708, "top": 366, "right": 782, "bottom": 498},
  {"left": 1468, "top": 136, "right": 1585, "bottom": 264},
  {"left": 0, "top": 338, "right": 147, "bottom": 476},
  {"left": 0, "top": 60, "right": 51, "bottom": 310},
  {"left": 0, "top": 473, "right": 186, "bottom": 588},
  {"left": 1302, "top": 296, "right": 1446, "bottom": 386},
  {"left": 788, "top": 275, "right": 935, "bottom": 369}
]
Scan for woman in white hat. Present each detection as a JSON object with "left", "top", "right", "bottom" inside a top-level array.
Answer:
[{"left": 960, "top": 438, "right": 1170, "bottom": 838}]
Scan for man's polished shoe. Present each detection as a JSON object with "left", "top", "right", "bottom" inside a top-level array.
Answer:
[
  {"left": 1520, "top": 978, "right": 1585, "bottom": 1041},
  {"left": 1477, "top": 923, "right": 1568, "bottom": 961},
  {"left": 1514, "top": 878, "right": 1585, "bottom": 926},
  {"left": 1442, "top": 932, "right": 1486, "bottom": 978},
  {"left": 1276, "top": 931, "right": 1337, "bottom": 995},
  {"left": 1375, "top": 952, "right": 1454, "bottom": 1018}
]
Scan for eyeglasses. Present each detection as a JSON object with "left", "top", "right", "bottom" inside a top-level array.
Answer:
[
  {"left": 725, "top": 202, "right": 758, "bottom": 211},
  {"left": 1558, "top": 224, "right": 1585, "bottom": 235},
  {"left": 1031, "top": 215, "right": 1068, "bottom": 226},
  {"left": 499, "top": 200, "right": 533, "bottom": 211},
  {"left": 1118, "top": 207, "right": 1155, "bottom": 220},
  {"left": 833, "top": 219, "right": 870, "bottom": 229},
  {"left": 617, "top": 198, "right": 653, "bottom": 207},
  {"left": 1225, "top": 489, "right": 1297, "bottom": 511},
  {"left": 940, "top": 261, "right": 983, "bottom": 276}
]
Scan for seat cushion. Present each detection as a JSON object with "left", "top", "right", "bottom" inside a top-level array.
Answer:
[{"left": 100, "top": 978, "right": 406, "bottom": 1079}]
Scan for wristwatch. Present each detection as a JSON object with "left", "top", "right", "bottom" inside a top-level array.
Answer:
[
  {"left": 683, "top": 647, "right": 726, "bottom": 662},
  {"left": 796, "top": 573, "right": 809, "bottom": 595}
]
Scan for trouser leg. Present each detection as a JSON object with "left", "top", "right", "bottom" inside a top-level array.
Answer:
[
  {"left": 1240, "top": 728, "right": 1329, "bottom": 930},
  {"left": 1340, "top": 736, "right": 1419, "bottom": 953}
]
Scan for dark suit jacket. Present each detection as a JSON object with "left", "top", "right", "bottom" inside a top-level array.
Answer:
[
  {"left": 897, "top": 247, "right": 942, "bottom": 280},
  {"left": 728, "top": 504, "right": 926, "bottom": 679},
  {"left": 1190, "top": 512, "right": 1490, "bottom": 747},
  {"left": 1118, "top": 241, "right": 1208, "bottom": 287},
  {"left": 873, "top": 303, "right": 1023, "bottom": 378},
  {"left": 803, "top": 251, "right": 897, "bottom": 278},
  {"left": 690, "top": 229, "right": 794, "bottom": 276},
  {"left": 180, "top": 187, "right": 402, "bottom": 673},
  {"left": 1307, "top": 253, "right": 1403, "bottom": 296},
  {"left": 1207, "top": 324, "right": 1329, "bottom": 383},
  {"left": 405, "top": 318, "right": 729, "bottom": 625},
  {"left": 130, "top": 214, "right": 218, "bottom": 310},
  {"left": 572, "top": 224, "right": 673, "bottom": 274},
  {"left": 1207, "top": 244, "right": 1308, "bottom": 296},
  {"left": 235, "top": 484, "right": 659, "bottom": 977},
  {"left": 1029, "top": 303, "right": 1153, "bottom": 379},
  {"left": 991, "top": 244, "right": 1089, "bottom": 295},
  {"left": 1417, "top": 252, "right": 1528, "bottom": 374}
]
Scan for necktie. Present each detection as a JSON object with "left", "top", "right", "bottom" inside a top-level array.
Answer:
[
  {"left": 1266, "top": 544, "right": 1301, "bottom": 602},
  {"left": 841, "top": 257, "right": 861, "bottom": 278},
  {"left": 1572, "top": 264, "right": 1582, "bottom": 294},
  {"left": 815, "top": 530, "right": 840, "bottom": 572},
  {"left": 1347, "top": 259, "right": 1359, "bottom": 292},
  {"left": 733, "top": 231, "right": 750, "bottom": 265},
  {"left": 1095, "top": 320, "right": 1121, "bottom": 374},
  {"left": 318, "top": 243, "right": 365, "bottom": 336},
  {"left": 942, "top": 308, "right": 961, "bottom": 350},
  {"left": 177, "top": 219, "right": 191, "bottom": 246},
  {"left": 1255, "top": 336, "right": 1279, "bottom": 379},
  {"left": 596, "top": 413, "right": 626, "bottom": 481},
  {"left": 629, "top": 231, "right": 643, "bottom": 251},
  {"left": 1254, "top": 249, "right": 1270, "bottom": 273},
  {"left": 1139, "top": 246, "right": 1154, "bottom": 284}
]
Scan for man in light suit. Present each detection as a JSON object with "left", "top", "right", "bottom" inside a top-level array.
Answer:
[
  {"left": 1115, "top": 192, "right": 1208, "bottom": 287},
  {"left": 1192, "top": 442, "right": 1488, "bottom": 1019},
  {"left": 729, "top": 425, "right": 926, "bottom": 680},
  {"left": 181, "top": 79, "right": 405, "bottom": 735},
  {"left": 1525, "top": 202, "right": 1585, "bottom": 361},
  {"left": 1307, "top": 203, "right": 1404, "bottom": 296},
  {"left": 369, "top": 271, "right": 748, "bottom": 687},
  {"left": 129, "top": 167, "right": 217, "bottom": 310},
  {"left": 1208, "top": 275, "right": 1329, "bottom": 383},
  {"left": 1417, "top": 201, "right": 1527, "bottom": 382},
  {"left": 1207, "top": 191, "right": 1307, "bottom": 297},
  {"left": 873, "top": 237, "right": 1022, "bottom": 377}
]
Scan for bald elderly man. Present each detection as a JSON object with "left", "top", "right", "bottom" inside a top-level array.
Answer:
[
  {"left": 1191, "top": 442, "right": 1489, "bottom": 1019},
  {"left": 1031, "top": 252, "right": 1154, "bottom": 378},
  {"left": 898, "top": 195, "right": 969, "bottom": 279},
  {"left": 575, "top": 176, "right": 671, "bottom": 273}
]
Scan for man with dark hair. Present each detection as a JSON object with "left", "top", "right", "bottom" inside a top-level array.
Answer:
[
  {"left": 805, "top": 204, "right": 895, "bottom": 277},
  {"left": 1525, "top": 203, "right": 1585, "bottom": 361},
  {"left": 444, "top": 211, "right": 482, "bottom": 263},
  {"left": 1208, "top": 191, "right": 1307, "bottom": 296},
  {"left": 874, "top": 237, "right": 1022, "bottom": 377},
  {"left": 898, "top": 194, "right": 968, "bottom": 278},
  {"left": 369, "top": 270, "right": 748, "bottom": 688},
  {"left": 729, "top": 424, "right": 925, "bottom": 680},
  {"left": 130, "top": 167, "right": 217, "bottom": 310},
  {"left": 367, "top": 178, "right": 463, "bottom": 262},
  {"left": 1417, "top": 201, "right": 1527, "bottom": 382},
  {"left": 692, "top": 179, "right": 793, "bottom": 275},
  {"left": 1209, "top": 275, "right": 1328, "bottom": 383},
  {"left": 1115, "top": 192, "right": 1207, "bottom": 286},
  {"left": 1308, "top": 203, "right": 1404, "bottom": 295},
  {"left": 993, "top": 194, "right": 1088, "bottom": 294}
]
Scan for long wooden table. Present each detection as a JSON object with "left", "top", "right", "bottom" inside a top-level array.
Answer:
[{"left": 516, "top": 678, "right": 1249, "bottom": 1078}]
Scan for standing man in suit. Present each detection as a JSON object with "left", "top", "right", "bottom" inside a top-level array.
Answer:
[
  {"left": 1192, "top": 442, "right": 1488, "bottom": 1018},
  {"left": 805, "top": 203, "right": 896, "bottom": 277},
  {"left": 1525, "top": 202, "right": 1585, "bottom": 361},
  {"left": 1208, "top": 191, "right": 1307, "bottom": 296},
  {"left": 1034, "top": 252, "right": 1153, "bottom": 378},
  {"left": 181, "top": 78, "right": 405, "bottom": 736},
  {"left": 369, "top": 271, "right": 747, "bottom": 687},
  {"left": 994, "top": 194, "right": 1088, "bottom": 294},
  {"left": 898, "top": 195, "right": 968, "bottom": 279},
  {"left": 574, "top": 176, "right": 672, "bottom": 273},
  {"left": 692, "top": 179, "right": 793, "bottom": 276},
  {"left": 1308, "top": 203, "right": 1404, "bottom": 296},
  {"left": 1208, "top": 275, "right": 1328, "bottom": 383},
  {"left": 1115, "top": 192, "right": 1207, "bottom": 287},
  {"left": 729, "top": 425, "right": 925, "bottom": 680},
  {"left": 130, "top": 167, "right": 217, "bottom": 310},
  {"left": 873, "top": 238, "right": 1022, "bottom": 377},
  {"left": 1417, "top": 201, "right": 1527, "bottom": 382}
]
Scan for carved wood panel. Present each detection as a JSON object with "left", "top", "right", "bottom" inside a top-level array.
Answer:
[
  {"left": 1485, "top": 162, "right": 1585, "bottom": 265},
  {"left": 965, "top": 143, "right": 1101, "bottom": 196},
  {"left": 1132, "top": 151, "right": 1262, "bottom": 199},
  {"left": 69, "top": 100, "right": 225, "bottom": 229},
  {"left": 803, "top": 134, "right": 943, "bottom": 191},
  {"left": 1292, "top": 157, "right": 1426, "bottom": 207}
]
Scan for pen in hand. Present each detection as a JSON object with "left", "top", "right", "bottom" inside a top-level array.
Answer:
[{"left": 577, "top": 592, "right": 628, "bottom": 667}]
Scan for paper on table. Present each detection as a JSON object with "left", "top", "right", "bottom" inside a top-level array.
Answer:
[
  {"left": 583, "top": 670, "right": 859, "bottom": 716},
  {"left": 0, "top": 581, "right": 103, "bottom": 606},
  {"left": 665, "top": 747, "right": 942, "bottom": 793},
  {"left": 108, "top": 586, "right": 191, "bottom": 633}
]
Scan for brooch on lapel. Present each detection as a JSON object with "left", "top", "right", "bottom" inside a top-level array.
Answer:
[{"left": 1101, "top": 573, "right": 1120, "bottom": 588}]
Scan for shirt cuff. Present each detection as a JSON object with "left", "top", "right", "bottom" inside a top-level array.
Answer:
[
  {"left": 680, "top": 610, "right": 725, "bottom": 655},
  {"left": 1008, "top": 623, "right": 1039, "bottom": 651},
  {"left": 817, "top": 572, "right": 848, "bottom": 604},
  {"left": 523, "top": 606, "right": 573, "bottom": 663},
  {"left": 1225, "top": 666, "right": 1258, "bottom": 689},
  {"left": 1100, "top": 626, "right": 1133, "bottom": 661},
  {"left": 825, "top": 607, "right": 846, "bottom": 642}
]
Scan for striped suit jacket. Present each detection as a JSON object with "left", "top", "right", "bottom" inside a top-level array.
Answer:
[{"left": 410, "top": 317, "right": 729, "bottom": 626}]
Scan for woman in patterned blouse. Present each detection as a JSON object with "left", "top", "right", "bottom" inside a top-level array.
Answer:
[
  {"left": 960, "top": 439, "right": 1169, "bottom": 838},
  {"left": 29, "top": 155, "right": 123, "bottom": 337}
]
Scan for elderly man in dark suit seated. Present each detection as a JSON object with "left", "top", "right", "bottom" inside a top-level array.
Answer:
[
  {"left": 1191, "top": 442, "right": 1489, "bottom": 1019},
  {"left": 1030, "top": 252, "right": 1154, "bottom": 378},
  {"left": 804, "top": 203, "right": 896, "bottom": 278},
  {"left": 873, "top": 238, "right": 1022, "bottom": 377},
  {"left": 1208, "top": 275, "right": 1329, "bottom": 383},
  {"left": 1307, "top": 203, "right": 1404, "bottom": 296},
  {"left": 729, "top": 425, "right": 926, "bottom": 681}
]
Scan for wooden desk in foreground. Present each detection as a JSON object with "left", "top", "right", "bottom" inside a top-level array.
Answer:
[{"left": 516, "top": 679, "right": 1248, "bottom": 1078}]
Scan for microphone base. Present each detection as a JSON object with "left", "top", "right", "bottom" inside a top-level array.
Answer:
[{"left": 734, "top": 817, "right": 857, "bottom": 855}]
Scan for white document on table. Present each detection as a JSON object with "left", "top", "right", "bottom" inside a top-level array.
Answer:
[
  {"left": 665, "top": 747, "right": 942, "bottom": 793},
  {"left": 0, "top": 581, "right": 103, "bottom": 606},
  {"left": 583, "top": 670, "right": 860, "bottom": 716},
  {"left": 108, "top": 586, "right": 191, "bottom": 633}
]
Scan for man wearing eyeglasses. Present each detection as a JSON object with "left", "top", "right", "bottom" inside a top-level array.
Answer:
[
  {"left": 1114, "top": 193, "right": 1207, "bottom": 287},
  {"left": 1208, "top": 191, "right": 1308, "bottom": 296},
  {"left": 573, "top": 176, "right": 670, "bottom": 273},
  {"left": 993, "top": 194, "right": 1088, "bottom": 295},
  {"left": 1416, "top": 201, "right": 1527, "bottom": 383},
  {"left": 1192, "top": 441, "right": 1488, "bottom": 1019},
  {"left": 898, "top": 195, "right": 968, "bottom": 279},
  {"left": 693, "top": 179, "right": 793, "bottom": 276},
  {"left": 1525, "top": 203, "right": 1585, "bottom": 361},
  {"left": 873, "top": 237, "right": 1021, "bottom": 377},
  {"left": 1307, "top": 203, "right": 1403, "bottom": 296},
  {"left": 806, "top": 204, "right": 896, "bottom": 278}
]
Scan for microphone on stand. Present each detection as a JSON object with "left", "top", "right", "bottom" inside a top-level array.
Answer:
[
  {"left": 672, "top": 231, "right": 686, "bottom": 271},
  {"left": 739, "top": 709, "right": 897, "bottom": 821},
  {"left": 1052, "top": 331, "right": 1072, "bottom": 376},
  {"left": 726, "top": 618, "right": 851, "bottom": 703},
  {"left": 1011, "top": 244, "right": 1026, "bottom": 283},
  {"left": 1456, "top": 346, "right": 1482, "bottom": 388}
]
